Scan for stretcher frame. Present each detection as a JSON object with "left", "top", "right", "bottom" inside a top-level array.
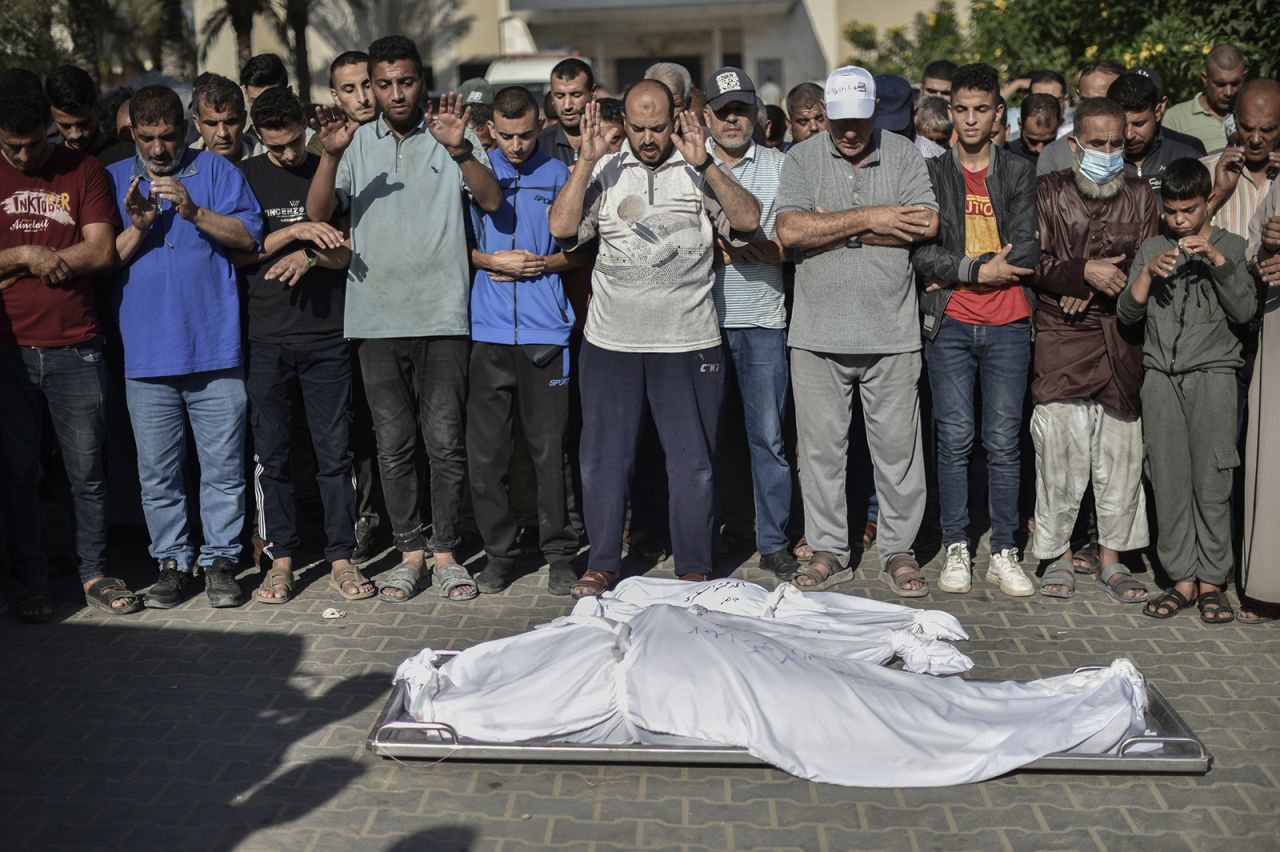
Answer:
[{"left": 366, "top": 654, "right": 1211, "bottom": 775}]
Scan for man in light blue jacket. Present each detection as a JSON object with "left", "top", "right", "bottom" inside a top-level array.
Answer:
[{"left": 467, "top": 85, "right": 586, "bottom": 595}]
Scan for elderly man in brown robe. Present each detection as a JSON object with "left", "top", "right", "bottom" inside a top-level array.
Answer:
[{"left": 1028, "top": 98, "right": 1159, "bottom": 602}]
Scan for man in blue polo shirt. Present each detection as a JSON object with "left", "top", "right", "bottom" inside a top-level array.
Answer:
[
  {"left": 107, "top": 85, "right": 263, "bottom": 609},
  {"left": 466, "top": 85, "right": 584, "bottom": 595}
]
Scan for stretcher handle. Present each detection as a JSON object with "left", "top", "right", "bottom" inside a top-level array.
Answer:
[
  {"left": 1116, "top": 735, "right": 1207, "bottom": 758},
  {"left": 373, "top": 720, "right": 462, "bottom": 746}
]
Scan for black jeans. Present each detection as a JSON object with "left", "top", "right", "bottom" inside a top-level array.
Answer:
[
  {"left": 350, "top": 342, "right": 384, "bottom": 524},
  {"left": 358, "top": 336, "right": 468, "bottom": 554},
  {"left": 0, "top": 340, "right": 108, "bottom": 588},
  {"left": 247, "top": 339, "right": 357, "bottom": 563},
  {"left": 467, "top": 342, "right": 577, "bottom": 562},
  {"left": 579, "top": 341, "right": 725, "bottom": 575}
]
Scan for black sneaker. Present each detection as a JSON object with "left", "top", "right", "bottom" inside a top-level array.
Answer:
[
  {"left": 145, "top": 559, "right": 193, "bottom": 609},
  {"left": 759, "top": 548, "right": 800, "bottom": 581},
  {"left": 475, "top": 556, "right": 518, "bottom": 594},
  {"left": 548, "top": 560, "right": 577, "bottom": 596},
  {"left": 352, "top": 516, "right": 380, "bottom": 564},
  {"left": 204, "top": 557, "right": 244, "bottom": 608}
]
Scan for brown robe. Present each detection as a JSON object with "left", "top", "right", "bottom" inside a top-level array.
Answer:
[
  {"left": 1243, "top": 298, "right": 1280, "bottom": 603},
  {"left": 1030, "top": 171, "right": 1160, "bottom": 417}
]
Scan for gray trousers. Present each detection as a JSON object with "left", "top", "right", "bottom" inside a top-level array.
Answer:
[
  {"left": 791, "top": 348, "right": 926, "bottom": 569},
  {"left": 1142, "top": 369, "right": 1238, "bottom": 586}
]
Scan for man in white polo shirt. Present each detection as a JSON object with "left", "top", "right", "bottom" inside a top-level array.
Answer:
[{"left": 549, "top": 79, "right": 761, "bottom": 597}]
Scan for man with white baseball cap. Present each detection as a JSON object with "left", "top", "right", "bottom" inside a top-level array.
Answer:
[{"left": 775, "top": 65, "right": 940, "bottom": 596}]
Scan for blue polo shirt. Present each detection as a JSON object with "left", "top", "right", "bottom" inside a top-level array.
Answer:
[{"left": 106, "top": 149, "right": 263, "bottom": 379}]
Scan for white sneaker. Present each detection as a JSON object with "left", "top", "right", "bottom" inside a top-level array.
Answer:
[
  {"left": 986, "top": 547, "right": 1035, "bottom": 597},
  {"left": 938, "top": 542, "right": 972, "bottom": 593}
]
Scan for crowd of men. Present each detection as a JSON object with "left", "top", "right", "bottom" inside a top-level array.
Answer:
[{"left": 3, "top": 35, "right": 1280, "bottom": 629}]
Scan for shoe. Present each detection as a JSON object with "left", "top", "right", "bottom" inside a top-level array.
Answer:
[
  {"left": 548, "top": 560, "right": 577, "bottom": 596},
  {"left": 204, "top": 557, "right": 244, "bottom": 608},
  {"left": 145, "top": 559, "right": 193, "bottom": 609},
  {"left": 352, "top": 516, "right": 380, "bottom": 564},
  {"left": 475, "top": 556, "right": 518, "bottom": 594},
  {"left": 986, "top": 547, "right": 1035, "bottom": 597},
  {"left": 759, "top": 548, "right": 799, "bottom": 580},
  {"left": 938, "top": 542, "right": 972, "bottom": 593}
]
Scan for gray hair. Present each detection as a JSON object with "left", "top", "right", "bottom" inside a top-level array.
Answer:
[
  {"left": 645, "top": 62, "right": 693, "bottom": 108},
  {"left": 916, "top": 96, "right": 952, "bottom": 136}
]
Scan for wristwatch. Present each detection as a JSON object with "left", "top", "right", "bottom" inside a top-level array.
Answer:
[
  {"left": 449, "top": 140, "right": 474, "bottom": 162},
  {"left": 304, "top": 248, "right": 319, "bottom": 269},
  {"left": 694, "top": 155, "right": 715, "bottom": 174}
]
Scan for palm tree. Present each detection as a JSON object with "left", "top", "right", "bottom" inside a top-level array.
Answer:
[
  {"left": 64, "top": 0, "right": 103, "bottom": 85},
  {"left": 199, "top": 0, "right": 283, "bottom": 71},
  {"left": 159, "top": 0, "right": 194, "bottom": 78}
]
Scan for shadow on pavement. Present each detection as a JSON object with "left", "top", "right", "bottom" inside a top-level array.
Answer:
[{"left": 0, "top": 619, "right": 386, "bottom": 850}]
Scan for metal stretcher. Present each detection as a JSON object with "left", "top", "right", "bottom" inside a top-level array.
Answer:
[{"left": 366, "top": 654, "right": 1211, "bottom": 775}]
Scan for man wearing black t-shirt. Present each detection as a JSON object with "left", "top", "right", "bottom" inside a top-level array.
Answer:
[{"left": 236, "top": 88, "right": 374, "bottom": 605}]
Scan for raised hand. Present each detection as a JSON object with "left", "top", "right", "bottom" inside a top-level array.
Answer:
[
  {"left": 1213, "top": 147, "right": 1246, "bottom": 197},
  {"left": 427, "top": 92, "right": 470, "bottom": 151},
  {"left": 977, "top": 243, "right": 1035, "bottom": 286},
  {"left": 673, "top": 110, "right": 710, "bottom": 167},
  {"left": 1083, "top": 254, "right": 1128, "bottom": 296},
  {"left": 1145, "top": 247, "right": 1181, "bottom": 279},
  {"left": 123, "top": 176, "right": 158, "bottom": 233},
  {"left": 288, "top": 221, "right": 345, "bottom": 250},
  {"left": 576, "top": 101, "right": 611, "bottom": 165},
  {"left": 1176, "top": 236, "right": 1223, "bottom": 266},
  {"left": 150, "top": 176, "right": 197, "bottom": 220},
  {"left": 312, "top": 105, "right": 358, "bottom": 155}
]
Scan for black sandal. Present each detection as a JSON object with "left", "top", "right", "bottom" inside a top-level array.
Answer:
[
  {"left": 84, "top": 577, "right": 142, "bottom": 615},
  {"left": 1143, "top": 587, "right": 1193, "bottom": 619},
  {"left": 1197, "top": 591, "right": 1235, "bottom": 624},
  {"left": 16, "top": 590, "right": 53, "bottom": 624}
]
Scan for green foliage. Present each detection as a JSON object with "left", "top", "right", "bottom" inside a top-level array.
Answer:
[
  {"left": 0, "top": 0, "right": 68, "bottom": 76},
  {"left": 846, "top": 0, "right": 1279, "bottom": 102}
]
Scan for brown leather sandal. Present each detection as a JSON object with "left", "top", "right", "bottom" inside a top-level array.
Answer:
[
  {"left": 570, "top": 569, "right": 618, "bottom": 599},
  {"left": 678, "top": 572, "right": 710, "bottom": 582}
]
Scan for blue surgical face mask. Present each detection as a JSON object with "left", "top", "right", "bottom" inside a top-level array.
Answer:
[{"left": 1074, "top": 139, "right": 1124, "bottom": 184}]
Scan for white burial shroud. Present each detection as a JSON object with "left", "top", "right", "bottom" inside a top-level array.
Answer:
[{"left": 395, "top": 578, "right": 1147, "bottom": 787}]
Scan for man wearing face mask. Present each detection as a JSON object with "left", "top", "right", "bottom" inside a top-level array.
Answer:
[
  {"left": 701, "top": 67, "right": 794, "bottom": 580},
  {"left": 1037, "top": 61, "right": 1126, "bottom": 177},
  {"left": 548, "top": 80, "right": 761, "bottom": 597},
  {"left": 106, "top": 85, "right": 264, "bottom": 609},
  {"left": 1028, "top": 97, "right": 1159, "bottom": 603}
]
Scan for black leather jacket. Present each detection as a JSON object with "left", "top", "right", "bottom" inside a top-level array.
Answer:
[{"left": 911, "top": 144, "right": 1040, "bottom": 339}]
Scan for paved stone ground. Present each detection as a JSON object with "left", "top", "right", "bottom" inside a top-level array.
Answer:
[{"left": 3, "top": 532, "right": 1279, "bottom": 852}]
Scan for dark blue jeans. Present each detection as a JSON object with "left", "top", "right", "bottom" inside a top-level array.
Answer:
[
  {"left": 0, "top": 340, "right": 108, "bottom": 588},
  {"left": 925, "top": 316, "right": 1031, "bottom": 551},
  {"left": 723, "top": 327, "right": 792, "bottom": 555}
]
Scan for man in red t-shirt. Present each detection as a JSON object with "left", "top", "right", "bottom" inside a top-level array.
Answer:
[
  {"left": 0, "top": 69, "right": 130, "bottom": 622},
  {"left": 912, "top": 64, "right": 1041, "bottom": 598}
]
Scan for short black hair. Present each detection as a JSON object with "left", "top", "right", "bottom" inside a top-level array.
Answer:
[
  {"left": 467, "top": 103, "right": 492, "bottom": 130},
  {"left": 193, "top": 73, "right": 245, "bottom": 116},
  {"left": 951, "top": 63, "right": 999, "bottom": 99},
  {"left": 44, "top": 65, "right": 98, "bottom": 115},
  {"left": 0, "top": 68, "right": 51, "bottom": 135},
  {"left": 1108, "top": 72, "right": 1158, "bottom": 113},
  {"left": 368, "top": 35, "right": 423, "bottom": 75},
  {"left": 240, "top": 53, "right": 289, "bottom": 89},
  {"left": 492, "top": 86, "right": 538, "bottom": 119},
  {"left": 785, "top": 82, "right": 824, "bottom": 115},
  {"left": 1160, "top": 157, "right": 1212, "bottom": 201},
  {"left": 597, "top": 97, "right": 624, "bottom": 125},
  {"left": 1029, "top": 69, "right": 1067, "bottom": 92},
  {"left": 923, "top": 59, "right": 958, "bottom": 81},
  {"left": 542, "top": 91, "right": 556, "bottom": 121},
  {"left": 250, "top": 86, "right": 305, "bottom": 131},
  {"left": 329, "top": 50, "right": 369, "bottom": 88},
  {"left": 100, "top": 85, "right": 132, "bottom": 141},
  {"left": 765, "top": 104, "right": 787, "bottom": 143},
  {"left": 130, "top": 85, "right": 185, "bottom": 129},
  {"left": 1021, "top": 92, "right": 1062, "bottom": 125},
  {"left": 1073, "top": 96, "right": 1126, "bottom": 130},
  {"left": 623, "top": 79, "right": 676, "bottom": 119},
  {"left": 550, "top": 58, "right": 594, "bottom": 90}
]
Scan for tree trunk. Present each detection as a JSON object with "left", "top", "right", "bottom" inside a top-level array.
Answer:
[
  {"left": 235, "top": 20, "right": 254, "bottom": 72},
  {"left": 65, "top": 0, "right": 101, "bottom": 85},
  {"left": 287, "top": 0, "right": 311, "bottom": 99},
  {"left": 159, "top": 0, "right": 192, "bottom": 79}
]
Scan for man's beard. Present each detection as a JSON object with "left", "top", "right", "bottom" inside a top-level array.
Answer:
[
  {"left": 148, "top": 149, "right": 186, "bottom": 175},
  {"left": 710, "top": 127, "right": 750, "bottom": 155},
  {"left": 1072, "top": 158, "right": 1125, "bottom": 200}
]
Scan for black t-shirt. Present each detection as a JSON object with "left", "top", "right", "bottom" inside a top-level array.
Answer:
[
  {"left": 91, "top": 135, "right": 135, "bottom": 167},
  {"left": 238, "top": 152, "right": 346, "bottom": 343}
]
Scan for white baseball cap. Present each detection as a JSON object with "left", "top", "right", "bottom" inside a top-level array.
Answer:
[{"left": 824, "top": 66, "right": 877, "bottom": 120}]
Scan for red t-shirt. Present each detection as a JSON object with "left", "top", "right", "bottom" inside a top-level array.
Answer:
[
  {"left": 0, "top": 147, "right": 119, "bottom": 346},
  {"left": 944, "top": 166, "right": 1031, "bottom": 326}
]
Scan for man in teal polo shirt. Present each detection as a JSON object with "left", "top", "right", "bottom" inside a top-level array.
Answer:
[{"left": 308, "top": 35, "right": 501, "bottom": 604}]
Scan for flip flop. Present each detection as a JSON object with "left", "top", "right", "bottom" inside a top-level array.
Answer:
[{"left": 1039, "top": 560, "right": 1076, "bottom": 599}]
